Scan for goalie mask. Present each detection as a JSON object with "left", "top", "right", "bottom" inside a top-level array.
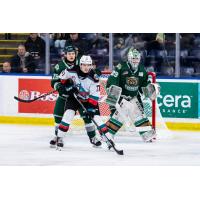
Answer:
[
  {"left": 80, "top": 55, "right": 93, "bottom": 74},
  {"left": 127, "top": 48, "right": 141, "bottom": 72}
]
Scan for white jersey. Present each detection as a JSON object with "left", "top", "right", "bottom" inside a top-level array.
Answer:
[{"left": 59, "top": 69, "right": 100, "bottom": 101}]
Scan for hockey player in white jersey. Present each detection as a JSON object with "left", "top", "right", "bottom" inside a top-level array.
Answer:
[{"left": 54, "top": 55, "right": 113, "bottom": 150}]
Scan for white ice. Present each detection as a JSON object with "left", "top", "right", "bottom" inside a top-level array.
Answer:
[{"left": 0, "top": 124, "right": 200, "bottom": 166}]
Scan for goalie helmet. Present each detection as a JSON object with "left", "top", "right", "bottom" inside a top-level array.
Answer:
[
  {"left": 80, "top": 55, "right": 93, "bottom": 74},
  {"left": 127, "top": 48, "right": 141, "bottom": 72}
]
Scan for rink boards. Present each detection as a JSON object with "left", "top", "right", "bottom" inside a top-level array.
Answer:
[{"left": 0, "top": 74, "right": 200, "bottom": 131}]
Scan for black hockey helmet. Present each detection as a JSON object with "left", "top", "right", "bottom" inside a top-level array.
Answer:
[{"left": 63, "top": 45, "right": 76, "bottom": 54}]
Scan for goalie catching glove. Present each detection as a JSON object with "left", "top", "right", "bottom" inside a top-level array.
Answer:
[{"left": 142, "top": 83, "right": 160, "bottom": 101}]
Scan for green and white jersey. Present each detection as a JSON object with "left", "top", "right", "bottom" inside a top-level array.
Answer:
[
  {"left": 106, "top": 61, "right": 150, "bottom": 98},
  {"left": 59, "top": 68, "right": 100, "bottom": 103},
  {"left": 51, "top": 59, "right": 76, "bottom": 89}
]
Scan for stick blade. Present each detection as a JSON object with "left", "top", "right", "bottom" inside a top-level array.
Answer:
[{"left": 14, "top": 96, "right": 34, "bottom": 103}]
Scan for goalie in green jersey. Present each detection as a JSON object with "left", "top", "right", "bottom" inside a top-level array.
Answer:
[{"left": 106, "top": 48, "right": 160, "bottom": 142}]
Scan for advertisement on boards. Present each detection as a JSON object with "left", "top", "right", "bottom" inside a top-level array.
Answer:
[{"left": 18, "top": 78, "right": 58, "bottom": 114}]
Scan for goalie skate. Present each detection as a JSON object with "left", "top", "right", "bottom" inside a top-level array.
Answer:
[{"left": 141, "top": 130, "right": 157, "bottom": 143}]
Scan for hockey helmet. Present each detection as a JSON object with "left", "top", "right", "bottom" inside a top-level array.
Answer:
[
  {"left": 80, "top": 55, "right": 93, "bottom": 73},
  {"left": 127, "top": 48, "right": 141, "bottom": 72}
]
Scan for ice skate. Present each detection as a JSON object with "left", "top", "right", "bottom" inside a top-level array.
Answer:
[
  {"left": 50, "top": 137, "right": 57, "bottom": 148},
  {"left": 89, "top": 136, "right": 102, "bottom": 147},
  {"left": 56, "top": 137, "right": 64, "bottom": 151}
]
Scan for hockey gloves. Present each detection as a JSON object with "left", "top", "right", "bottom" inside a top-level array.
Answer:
[
  {"left": 64, "top": 78, "right": 78, "bottom": 95},
  {"left": 56, "top": 78, "right": 78, "bottom": 96},
  {"left": 56, "top": 83, "right": 68, "bottom": 96},
  {"left": 86, "top": 108, "right": 96, "bottom": 119}
]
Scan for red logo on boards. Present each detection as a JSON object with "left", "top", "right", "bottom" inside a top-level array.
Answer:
[{"left": 18, "top": 79, "right": 58, "bottom": 114}]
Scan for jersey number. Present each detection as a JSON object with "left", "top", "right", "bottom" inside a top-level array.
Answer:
[{"left": 96, "top": 85, "right": 100, "bottom": 92}]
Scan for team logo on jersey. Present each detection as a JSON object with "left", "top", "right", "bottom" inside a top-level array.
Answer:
[
  {"left": 116, "top": 63, "right": 122, "bottom": 70},
  {"left": 126, "top": 77, "right": 138, "bottom": 86}
]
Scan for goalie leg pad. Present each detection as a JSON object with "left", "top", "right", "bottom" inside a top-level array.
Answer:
[
  {"left": 106, "top": 117, "right": 123, "bottom": 135},
  {"left": 135, "top": 120, "right": 156, "bottom": 142},
  {"left": 134, "top": 118, "right": 150, "bottom": 127}
]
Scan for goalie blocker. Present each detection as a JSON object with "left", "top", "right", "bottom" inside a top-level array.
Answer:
[{"left": 106, "top": 85, "right": 157, "bottom": 142}]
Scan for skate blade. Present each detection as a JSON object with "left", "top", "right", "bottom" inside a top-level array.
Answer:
[
  {"left": 92, "top": 145, "right": 102, "bottom": 148},
  {"left": 50, "top": 144, "right": 56, "bottom": 148},
  {"left": 56, "top": 146, "right": 63, "bottom": 151}
]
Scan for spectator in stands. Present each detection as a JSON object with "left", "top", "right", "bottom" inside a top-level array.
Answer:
[
  {"left": 2, "top": 61, "right": 12, "bottom": 73},
  {"left": 10, "top": 44, "right": 36, "bottom": 73},
  {"left": 65, "top": 33, "right": 91, "bottom": 56},
  {"left": 124, "top": 34, "right": 146, "bottom": 50},
  {"left": 102, "top": 65, "right": 110, "bottom": 72},
  {"left": 114, "top": 37, "right": 125, "bottom": 49},
  {"left": 180, "top": 33, "right": 195, "bottom": 50},
  {"left": 24, "top": 33, "right": 45, "bottom": 66},
  {"left": 145, "top": 33, "right": 168, "bottom": 54},
  {"left": 53, "top": 33, "right": 69, "bottom": 55}
]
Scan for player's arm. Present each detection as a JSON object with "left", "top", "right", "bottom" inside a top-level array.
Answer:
[
  {"left": 106, "top": 64, "right": 121, "bottom": 89},
  {"left": 51, "top": 63, "right": 62, "bottom": 89},
  {"left": 86, "top": 81, "right": 100, "bottom": 118}
]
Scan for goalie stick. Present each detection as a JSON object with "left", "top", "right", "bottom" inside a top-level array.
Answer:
[
  {"left": 14, "top": 90, "right": 57, "bottom": 103},
  {"left": 73, "top": 93, "right": 124, "bottom": 155}
]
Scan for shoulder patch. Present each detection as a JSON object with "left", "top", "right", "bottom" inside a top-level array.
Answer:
[
  {"left": 116, "top": 63, "right": 122, "bottom": 70},
  {"left": 139, "top": 72, "right": 144, "bottom": 77},
  {"left": 55, "top": 64, "right": 60, "bottom": 71}
]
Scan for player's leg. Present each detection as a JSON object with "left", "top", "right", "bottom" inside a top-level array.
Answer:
[
  {"left": 79, "top": 108, "right": 102, "bottom": 147},
  {"left": 50, "top": 97, "right": 66, "bottom": 147},
  {"left": 106, "top": 111, "right": 124, "bottom": 137},
  {"left": 129, "top": 97, "right": 157, "bottom": 142},
  {"left": 105, "top": 101, "right": 126, "bottom": 138},
  {"left": 56, "top": 97, "right": 79, "bottom": 150},
  {"left": 56, "top": 109, "right": 76, "bottom": 149}
]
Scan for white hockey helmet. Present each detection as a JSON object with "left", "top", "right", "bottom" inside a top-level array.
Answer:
[
  {"left": 127, "top": 48, "right": 141, "bottom": 72},
  {"left": 80, "top": 55, "right": 93, "bottom": 73}
]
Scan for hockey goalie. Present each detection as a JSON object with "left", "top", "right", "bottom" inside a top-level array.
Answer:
[{"left": 106, "top": 48, "right": 160, "bottom": 142}]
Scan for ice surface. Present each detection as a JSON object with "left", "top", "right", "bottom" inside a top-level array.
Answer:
[{"left": 0, "top": 124, "right": 200, "bottom": 166}]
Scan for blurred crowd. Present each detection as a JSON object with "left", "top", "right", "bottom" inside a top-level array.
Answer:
[{"left": 1, "top": 33, "right": 200, "bottom": 77}]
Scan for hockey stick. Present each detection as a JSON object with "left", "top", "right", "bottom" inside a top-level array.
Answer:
[
  {"left": 14, "top": 90, "right": 57, "bottom": 103},
  {"left": 73, "top": 93, "right": 124, "bottom": 155}
]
